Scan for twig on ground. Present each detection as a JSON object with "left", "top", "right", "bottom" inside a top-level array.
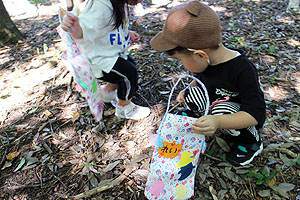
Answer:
[
  {"left": 0, "top": 132, "right": 9, "bottom": 169},
  {"left": 143, "top": 31, "right": 159, "bottom": 35},
  {"left": 250, "top": 37, "right": 287, "bottom": 42},
  {"left": 64, "top": 76, "right": 73, "bottom": 102},
  {"left": 136, "top": 91, "right": 151, "bottom": 107},
  {"left": 264, "top": 147, "right": 298, "bottom": 158},
  {"left": 245, "top": 179, "right": 256, "bottom": 200},
  {"left": 68, "top": 154, "right": 148, "bottom": 199},
  {"left": 1, "top": 131, "right": 32, "bottom": 149},
  {"left": 168, "top": 102, "right": 181, "bottom": 113},
  {"left": 203, "top": 153, "right": 223, "bottom": 162}
]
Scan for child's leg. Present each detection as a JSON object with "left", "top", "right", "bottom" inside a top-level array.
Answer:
[
  {"left": 183, "top": 88, "right": 260, "bottom": 142},
  {"left": 211, "top": 102, "right": 263, "bottom": 166},
  {"left": 182, "top": 88, "right": 263, "bottom": 166},
  {"left": 211, "top": 102, "right": 260, "bottom": 143},
  {"left": 100, "top": 56, "right": 138, "bottom": 103},
  {"left": 180, "top": 86, "right": 208, "bottom": 117},
  {"left": 100, "top": 56, "right": 150, "bottom": 119},
  {"left": 105, "top": 83, "right": 118, "bottom": 91},
  {"left": 99, "top": 83, "right": 118, "bottom": 103}
]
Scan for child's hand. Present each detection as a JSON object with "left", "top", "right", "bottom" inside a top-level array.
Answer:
[
  {"left": 176, "top": 90, "right": 185, "bottom": 103},
  {"left": 192, "top": 115, "right": 220, "bottom": 136},
  {"left": 61, "top": 13, "right": 83, "bottom": 39},
  {"left": 129, "top": 31, "right": 140, "bottom": 42}
]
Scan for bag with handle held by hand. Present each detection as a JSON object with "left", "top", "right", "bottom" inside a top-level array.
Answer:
[
  {"left": 145, "top": 74, "right": 210, "bottom": 200},
  {"left": 57, "top": 4, "right": 103, "bottom": 121}
]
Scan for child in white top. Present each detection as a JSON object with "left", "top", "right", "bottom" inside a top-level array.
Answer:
[{"left": 62, "top": 0, "right": 150, "bottom": 120}]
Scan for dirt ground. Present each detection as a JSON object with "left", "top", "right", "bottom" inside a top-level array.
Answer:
[{"left": 0, "top": 0, "right": 300, "bottom": 199}]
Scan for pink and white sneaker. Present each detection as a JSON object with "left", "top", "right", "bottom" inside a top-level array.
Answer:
[{"left": 116, "top": 102, "right": 150, "bottom": 120}]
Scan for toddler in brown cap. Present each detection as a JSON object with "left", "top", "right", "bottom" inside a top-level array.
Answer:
[{"left": 150, "top": 0, "right": 266, "bottom": 166}]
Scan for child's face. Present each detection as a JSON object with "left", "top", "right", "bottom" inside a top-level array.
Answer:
[{"left": 173, "top": 52, "right": 209, "bottom": 73}]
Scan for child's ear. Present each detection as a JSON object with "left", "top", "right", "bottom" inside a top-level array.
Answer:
[{"left": 193, "top": 50, "right": 209, "bottom": 62}]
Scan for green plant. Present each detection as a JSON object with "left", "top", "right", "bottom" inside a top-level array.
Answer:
[
  {"left": 268, "top": 44, "right": 275, "bottom": 53},
  {"left": 29, "top": 0, "right": 48, "bottom": 4},
  {"left": 265, "top": 117, "right": 274, "bottom": 127},
  {"left": 268, "top": 74, "right": 277, "bottom": 84},
  {"left": 289, "top": 108, "right": 300, "bottom": 123},
  {"left": 220, "top": 153, "right": 226, "bottom": 161},
  {"left": 291, "top": 154, "right": 300, "bottom": 166},
  {"left": 255, "top": 44, "right": 268, "bottom": 53},
  {"left": 229, "top": 37, "right": 244, "bottom": 46},
  {"left": 85, "top": 111, "right": 92, "bottom": 115},
  {"left": 206, "top": 147, "right": 217, "bottom": 156},
  {"left": 129, "top": 49, "right": 136, "bottom": 54},
  {"left": 265, "top": 115, "right": 281, "bottom": 127},
  {"left": 255, "top": 45, "right": 262, "bottom": 53},
  {"left": 243, "top": 167, "right": 276, "bottom": 186},
  {"left": 229, "top": 22, "right": 235, "bottom": 31}
]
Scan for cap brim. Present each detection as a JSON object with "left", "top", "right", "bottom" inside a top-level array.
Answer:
[{"left": 150, "top": 31, "right": 177, "bottom": 52}]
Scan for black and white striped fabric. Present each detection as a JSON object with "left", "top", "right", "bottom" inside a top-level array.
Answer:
[{"left": 184, "top": 86, "right": 208, "bottom": 112}]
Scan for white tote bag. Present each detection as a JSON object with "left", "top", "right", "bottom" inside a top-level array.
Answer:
[{"left": 145, "top": 75, "right": 210, "bottom": 200}]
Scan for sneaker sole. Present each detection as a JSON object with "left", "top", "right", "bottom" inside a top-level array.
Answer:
[
  {"left": 115, "top": 109, "right": 151, "bottom": 120},
  {"left": 229, "top": 143, "right": 263, "bottom": 166},
  {"left": 115, "top": 112, "right": 150, "bottom": 120}
]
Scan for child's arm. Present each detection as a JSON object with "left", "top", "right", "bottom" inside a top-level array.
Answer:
[
  {"left": 61, "top": 13, "right": 83, "bottom": 39},
  {"left": 192, "top": 111, "right": 258, "bottom": 136}
]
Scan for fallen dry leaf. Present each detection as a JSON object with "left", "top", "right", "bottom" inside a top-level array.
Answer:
[
  {"left": 6, "top": 152, "right": 20, "bottom": 160},
  {"left": 72, "top": 112, "right": 80, "bottom": 123},
  {"left": 43, "top": 110, "right": 53, "bottom": 117}
]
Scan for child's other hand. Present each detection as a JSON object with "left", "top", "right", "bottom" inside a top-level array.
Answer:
[
  {"left": 192, "top": 115, "right": 220, "bottom": 136},
  {"left": 61, "top": 13, "right": 83, "bottom": 39},
  {"left": 129, "top": 31, "right": 140, "bottom": 42},
  {"left": 176, "top": 90, "right": 185, "bottom": 103}
]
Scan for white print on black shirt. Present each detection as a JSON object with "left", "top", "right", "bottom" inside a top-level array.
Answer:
[{"left": 215, "top": 88, "right": 239, "bottom": 97}]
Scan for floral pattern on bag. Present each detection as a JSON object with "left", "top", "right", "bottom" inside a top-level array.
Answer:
[{"left": 145, "top": 113, "right": 205, "bottom": 200}]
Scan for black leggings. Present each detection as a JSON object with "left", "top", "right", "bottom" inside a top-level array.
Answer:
[
  {"left": 99, "top": 56, "right": 138, "bottom": 101},
  {"left": 184, "top": 86, "right": 260, "bottom": 144}
]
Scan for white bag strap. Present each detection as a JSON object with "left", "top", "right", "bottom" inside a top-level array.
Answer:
[{"left": 166, "top": 74, "right": 210, "bottom": 115}]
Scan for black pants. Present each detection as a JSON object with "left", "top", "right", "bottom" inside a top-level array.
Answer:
[
  {"left": 184, "top": 87, "right": 260, "bottom": 144},
  {"left": 99, "top": 56, "right": 138, "bottom": 101}
]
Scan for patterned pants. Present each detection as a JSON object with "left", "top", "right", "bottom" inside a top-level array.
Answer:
[{"left": 184, "top": 87, "right": 260, "bottom": 144}]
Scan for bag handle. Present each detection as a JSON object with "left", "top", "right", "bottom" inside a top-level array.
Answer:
[{"left": 166, "top": 74, "right": 210, "bottom": 115}]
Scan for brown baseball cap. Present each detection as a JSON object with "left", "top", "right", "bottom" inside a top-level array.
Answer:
[{"left": 150, "top": 1, "right": 222, "bottom": 51}]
